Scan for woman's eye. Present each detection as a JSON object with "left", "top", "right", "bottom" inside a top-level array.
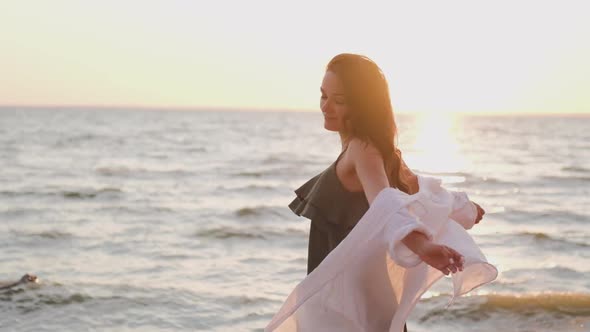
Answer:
[{"left": 335, "top": 100, "right": 346, "bottom": 105}]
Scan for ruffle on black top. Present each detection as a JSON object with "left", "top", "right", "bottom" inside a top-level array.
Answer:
[{"left": 288, "top": 163, "right": 369, "bottom": 230}]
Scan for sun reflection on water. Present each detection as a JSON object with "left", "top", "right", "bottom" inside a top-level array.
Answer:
[{"left": 403, "top": 113, "right": 469, "bottom": 178}]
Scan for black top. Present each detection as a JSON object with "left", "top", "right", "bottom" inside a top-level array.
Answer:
[{"left": 288, "top": 149, "right": 369, "bottom": 231}]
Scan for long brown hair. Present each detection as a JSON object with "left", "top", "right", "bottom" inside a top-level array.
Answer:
[{"left": 326, "top": 53, "right": 410, "bottom": 193}]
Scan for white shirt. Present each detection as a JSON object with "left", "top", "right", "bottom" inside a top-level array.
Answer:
[{"left": 266, "top": 176, "right": 498, "bottom": 332}]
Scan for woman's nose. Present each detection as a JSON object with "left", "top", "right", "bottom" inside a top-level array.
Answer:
[{"left": 321, "top": 99, "right": 332, "bottom": 112}]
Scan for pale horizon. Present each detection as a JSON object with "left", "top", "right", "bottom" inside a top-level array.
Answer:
[
  {"left": 4, "top": 104, "right": 590, "bottom": 118},
  {"left": 1, "top": 0, "right": 588, "bottom": 115}
]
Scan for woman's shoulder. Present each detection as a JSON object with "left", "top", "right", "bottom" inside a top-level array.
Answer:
[
  {"left": 348, "top": 137, "right": 381, "bottom": 154},
  {"left": 346, "top": 137, "right": 384, "bottom": 167}
]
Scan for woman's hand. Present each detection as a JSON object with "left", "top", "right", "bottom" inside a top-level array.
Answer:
[
  {"left": 472, "top": 201, "right": 485, "bottom": 224},
  {"left": 402, "top": 231, "right": 465, "bottom": 275},
  {"left": 417, "top": 242, "right": 465, "bottom": 275}
]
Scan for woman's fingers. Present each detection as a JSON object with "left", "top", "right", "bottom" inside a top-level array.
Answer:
[
  {"left": 421, "top": 244, "right": 465, "bottom": 275},
  {"left": 473, "top": 202, "right": 485, "bottom": 224},
  {"left": 446, "top": 246, "right": 464, "bottom": 272}
]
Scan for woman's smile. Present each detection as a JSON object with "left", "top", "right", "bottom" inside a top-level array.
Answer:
[
  {"left": 323, "top": 112, "right": 336, "bottom": 119},
  {"left": 320, "top": 71, "right": 350, "bottom": 133}
]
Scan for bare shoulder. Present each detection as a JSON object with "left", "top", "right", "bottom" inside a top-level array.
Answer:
[
  {"left": 346, "top": 138, "right": 390, "bottom": 204},
  {"left": 347, "top": 138, "right": 383, "bottom": 166}
]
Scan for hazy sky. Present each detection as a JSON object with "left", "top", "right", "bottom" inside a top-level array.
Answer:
[{"left": 1, "top": 0, "right": 588, "bottom": 114}]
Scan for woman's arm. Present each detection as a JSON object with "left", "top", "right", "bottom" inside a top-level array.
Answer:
[
  {"left": 350, "top": 139, "right": 464, "bottom": 274},
  {"left": 402, "top": 154, "right": 485, "bottom": 225}
]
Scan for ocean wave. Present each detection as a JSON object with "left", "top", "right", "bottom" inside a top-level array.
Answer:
[
  {"left": 53, "top": 133, "right": 101, "bottom": 147},
  {"left": 216, "top": 184, "right": 278, "bottom": 192},
  {"left": 472, "top": 176, "right": 519, "bottom": 186},
  {"left": 194, "top": 226, "right": 307, "bottom": 240},
  {"left": 429, "top": 174, "right": 520, "bottom": 188},
  {"left": 185, "top": 146, "right": 207, "bottom": 153},
  {"left": 0, "top": 282, "right": 92, "bottom": 312},
  {"left": 562, "top": 166, "right": 590, "bottom": 173},
  {"left": 262, "top": 155, "right": 287, "bottom": 164},
  {"left": 475, "top": 292, "right": 590, "bottom": 315},
  {"left": 421, "top": 292, "right": 590, "bottom": 321},
  {"left": 416, "top": 170, "right": 472, "bottom": 178},
  {"left": 194, "top": 227, "right": 266, "bottom": 239},
  {"left": 25, "top": 230, "right": 73, "bottom": 240},
  {"left": 95, "top": 165, "right": 193, "bottom": 177},
  {"left": 61, "top": 187, "right": 122, "bottom": 199},
  {"left": 96, "top": 165, "right": 134, "bottom": 176},
  {"left": 5, "top": 230, "right": 78, "bottom": 249},
  {"left": 0, "top": 190, "right": 42, "bottom": 197},
  {"left": 0, "top": 187, "right": 122, "bottom": 199},
  {"left": 221, "top": 294, "right": 277, "bottom": 306},
  {"left": 506, "top": 209, "right": 587, "bottom": 224},
  {"left": 234, "top": 205, "right": 288, "bottom": 218},
  {"left": 0, "top": 281, "right": 190, "bottom": 316},
  {"left": 229, "top": 165, "right": 304, "bottom": 178},
  {"left": 232, "top": 171, "right": 264, "bottom": 177},
  {"left": 0, "top": 278, "right": 217, "bottom": 331},
  {"left": 515, "top": 231, "right": 589, "bottom": 248},
  {"left": 502, "top": 266, "right": 587, "bottom": 280},
  {"left": 258, "top": 154, "right": 320, "bottom": 166},
  {"left": 540, "top": 174, "right": 590, "bottom": 183},
  {"left": 519, "top": 231, "right": 551, "bottom": 240}
]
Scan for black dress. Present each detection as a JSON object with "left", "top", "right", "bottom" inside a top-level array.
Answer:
[
  {"left": 288, "top": 149, "right": 408, "bottom": 332},
  {"left": 288, "top": 149, "right": 368, "bottom": 274}
]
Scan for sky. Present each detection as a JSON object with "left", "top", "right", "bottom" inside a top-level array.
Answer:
[{"left": 0, "top": 0, "right": 588, "bottom": 115}]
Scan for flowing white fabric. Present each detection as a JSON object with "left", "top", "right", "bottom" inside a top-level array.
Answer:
[{"left": 266, "top": 176, "right": 498, "bottom": 332}]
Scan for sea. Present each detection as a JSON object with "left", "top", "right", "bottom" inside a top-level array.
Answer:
[{"left": 0, "top": 107, "right": 588, "bottom": 332}]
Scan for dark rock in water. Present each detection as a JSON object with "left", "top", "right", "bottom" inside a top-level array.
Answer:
[{"left": 0, "top": 274, "right": 39, "bottom": 290}]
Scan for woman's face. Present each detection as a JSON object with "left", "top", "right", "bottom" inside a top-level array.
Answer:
[{"left": 320, "top": 71, "right": 350, "bottom": 132}]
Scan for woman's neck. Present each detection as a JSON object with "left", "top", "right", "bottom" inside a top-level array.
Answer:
[{"left": 339, "top": 132, "right": 351, "bottom": 151}]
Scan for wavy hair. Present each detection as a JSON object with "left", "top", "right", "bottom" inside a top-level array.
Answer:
[{"left": 326, "top": 53, "right": 410, "bottom": 193}]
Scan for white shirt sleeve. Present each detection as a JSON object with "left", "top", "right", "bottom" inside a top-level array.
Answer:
[
  {"left": 448, "top": 191, "right": 478, "bottom": 230},
  {"left": 383, "top": 206, "right": 433, "bottom": 267}
]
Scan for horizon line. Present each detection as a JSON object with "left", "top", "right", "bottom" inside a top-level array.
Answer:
[{"left": 0, "top": 104, "right": 588, "bottom": 117}]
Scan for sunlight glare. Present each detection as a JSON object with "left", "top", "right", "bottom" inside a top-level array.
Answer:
[{"left": 405, "top": 113, "right": 469, "bottom": 177}]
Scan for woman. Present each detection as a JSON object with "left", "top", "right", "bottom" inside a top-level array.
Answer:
[{"left": 288, "top": 53, "right": 485, "bottom": 331}]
